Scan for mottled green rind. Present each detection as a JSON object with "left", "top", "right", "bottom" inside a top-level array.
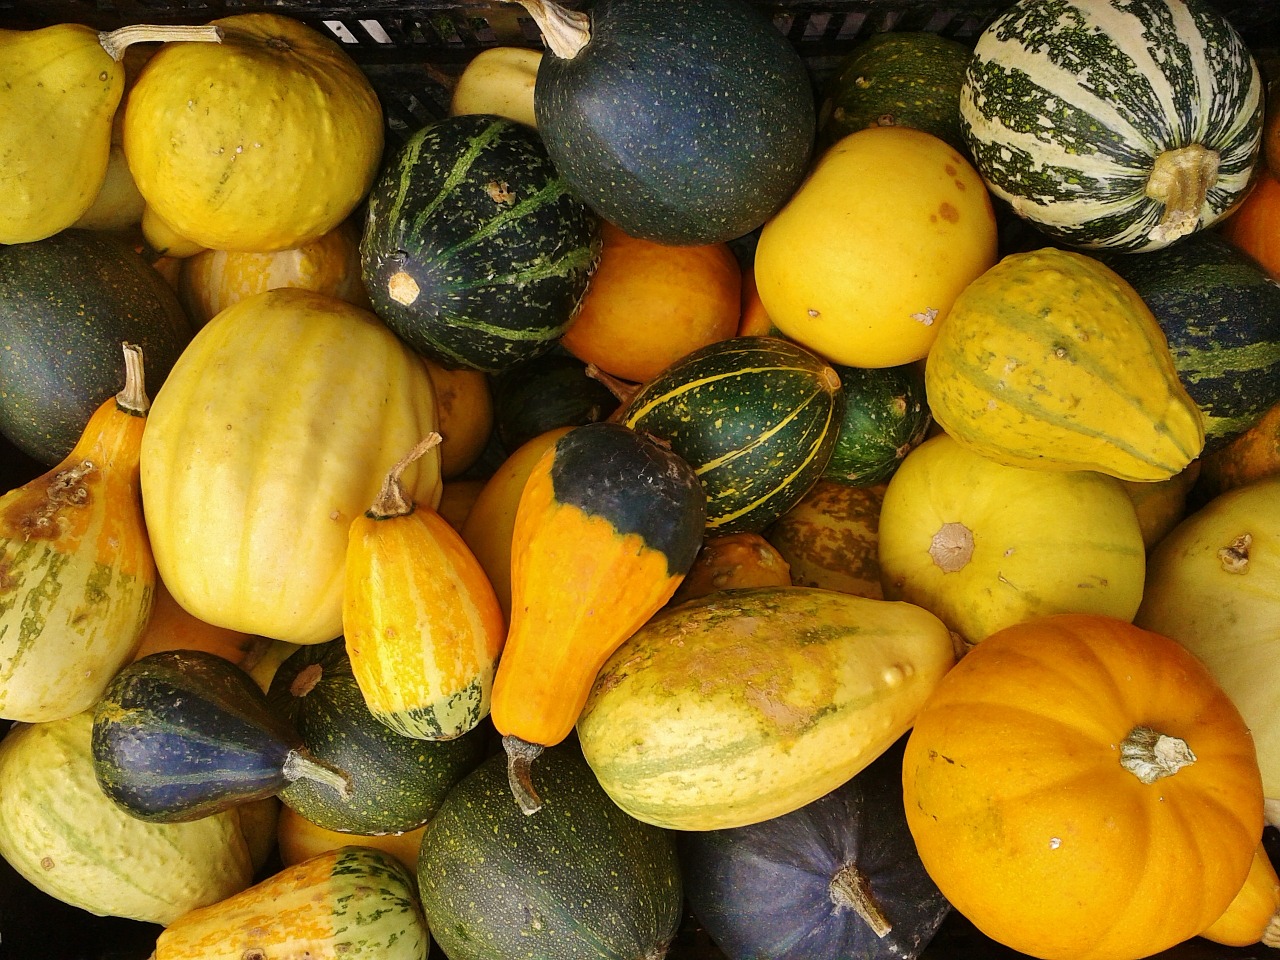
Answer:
[
  {"left": 327, "top": 847, "right": 431, "bottom": 960},
  {"left": 361, "top": 114, "right": 600, "bottom": 375},
  {"left": 268, "top": 640, "right": 487, "bottom": 836},
  {"left": 621, "top": 336, "right": 844, "bottom": 535},
  {"left": 825, "top": 363, "right": 932, "bottom": 486},
  {"left": 491, "top": 352, "right": 620, "bottom": 453},
  {"left": 1096, "top": 233, "right": 1280, "bottom": 452},
  {"left": 417, "top": 743, "right": 682, "bottom": 960},
  {"left": 0, "top": 229, "right": 193, "bottom": 465},
  {"left": 818, "top": 31, "right": 973, "bottom": 153}
]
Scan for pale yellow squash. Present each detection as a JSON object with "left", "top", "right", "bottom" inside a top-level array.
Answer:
[{"left": 449, "top": 46, "right": 541, "bottom": 127}]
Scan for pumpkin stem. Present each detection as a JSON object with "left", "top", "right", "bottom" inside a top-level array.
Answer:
[
  {"left": 1264, "top": 908, "right": 1280, "bottom": 949},
  {"left": 1119, "top": 726, "right": 1196, "bottom": 784},
  {"left": 282, "top": 748, "right": 353, "bottom": 800},
  {"left": 829, "top": 862, "right": 893, "bottom": 937},
  {"left": 585, "top": 363, "right": 642, "bottom": 409},
  {"left": 1218, "top": 533, "right": 1252, "bottom": 574},
  {"left": 116, "top": 342, "right": 150, "bottom": 417},
  {"left": 928, "top": 521, "right": 974, "bottom": 573},
  {"left": 97, "top": 23, "right": 224, "bottom": 62},
  {"left": 507, "top": 0, "right": 591, "bottom": 60},
  {"left": 1145, "top": 143, "right": 1219, "bottom": 246},
  {"left": 368, "top": 433, "right": 442, "bottom": 520},
  {"left": 502, "top": 734, "right": 545, "bottom": 815}
]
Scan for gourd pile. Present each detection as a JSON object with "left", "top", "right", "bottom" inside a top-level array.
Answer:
[{"left": 2, "top": 0, "right": 1280, "bottom": 958}]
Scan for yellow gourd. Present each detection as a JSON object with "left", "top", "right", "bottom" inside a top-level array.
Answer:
[{"left": 449, "top": 46, "right": 541, "bottom": 127}]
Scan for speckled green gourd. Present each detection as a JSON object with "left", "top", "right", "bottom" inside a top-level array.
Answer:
[
  {"left": 417, "top": 742, "right": 683, "bottom": 960},
  {"left": 268, "top": 639, "right": 487, "bottom": 837},
  {"left": 825, "top": 363, "right": 932, "bottom": 486},
  {"left": 0, "top": 229, "right": 192, "bottom": 465}
]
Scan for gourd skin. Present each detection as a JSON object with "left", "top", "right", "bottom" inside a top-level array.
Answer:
[{"left": 140, "top": 288, "right": 441, "bottom": 645}]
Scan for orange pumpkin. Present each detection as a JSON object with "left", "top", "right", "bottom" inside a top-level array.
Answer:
[
  {"left": 1218, "top": 169, "right": 1280, "bottom": 280},
  {"left": 1200, "top": 841, "right": 1280, "bottom": 947},
  {"left": 902, "top": 613, "right": 1264, "bottom": 960}
]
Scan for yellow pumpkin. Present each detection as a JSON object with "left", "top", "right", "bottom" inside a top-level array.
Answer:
[
  {"left": 753, "top": 125, "right": 998, "bottom": 368},
  {"left": 902, "top": 613, "right": 1264, "bottom": 960},
  {"left": 140, "top": 288, "right": 440, "bottom": 645},
  {"left": 123, "top": 13, "right": 383, "bottom": 252},
  {"left": 878, "top": 433, "right": 1146, "bottom": 646}
]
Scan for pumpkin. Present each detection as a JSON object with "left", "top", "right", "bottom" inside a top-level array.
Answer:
[
  {"left": 925, "top": 247, "right": 1205, "bottom": 480},
  {"left": 754, "top": 126, "right": 998, "bottom": 368},
  {"left": 123, "top": 13, "right": 384, "bottom": 252},
  {"left": 1199, "top": 841, "right": 1280, "bottom": 947},
  {"left": 140, "top": 204, "right": 205, "bottom": 259},
  {"left": 343, "top": 435, "right": 506, "bottom": 741},
  {"left": 139, "top": 287, "right": 441, "bottom": 645},
  {"left": 559, "top": 220, "right": 742, "bottom": 383},
  {"left": 878, "top": 432, "right": 1147, "bottom": 647},
  {"left": 960, "top": 0, "right": 1263, "bottom": 251},
  {"left": 1218, "top": 166, "right": 1280, "bottom": 279},
  {"left": 130, "top": 577, "right": 261, "bottom": 668},
  {"left": 0, "top": 342, "right": 155, "bottom": 723},
  {"left": 490, "top": 421, "right": 706, "bottom": 813},
  {"left": 902, "top": 613, "right": 1264, "bottom": 960}
]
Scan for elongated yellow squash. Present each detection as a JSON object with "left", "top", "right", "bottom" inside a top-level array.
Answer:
[{"left": 576, "top": 585, "right": 956, "bottom": 831}]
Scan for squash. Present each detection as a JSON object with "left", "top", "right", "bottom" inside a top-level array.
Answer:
[
  {"left": 123, "top": 13, "right": 384, "bottom": 252},
  {"left": 960, "top": 0, "right": 1263, "bottom": 251},
  {"left": 0, "top": 710, "right": 271, "bottom": 925},
  {"left": 139, "top": 287, "right": 441, "bottom": 645},
  {"left": 268, "top": 639, "right": 486, "bottom": 835},
  {"left": 0, "top": 22, "right": 220, "bottom": 244},
  {"left": 1219, "top": 166, "right": 1280, "bottom": 279},
  {"left": 152, "top": 846, "right": 429, "bottom": 960},
  {"left": 517, "top": 0, "right": 815, "bottom": 245},
  {"left": 176, "top": 220, "right": 369, "bottom": 328},
  {"left": 130, "top": 577, "right": 261, "bottom": 668},
  {"left": 1134, "top": 476, "right": 1280, "bottom": 803},
  {"left": 0, "top": 228, "right": 192, "bottom": 465},
  {"left": 679, "top": 735, "right": 951, "bottom": 960},
  {"left": 901, "top": 613, "right": 1264, "bottom": 960},
  {"left": 449, "top": 45, "right": 541, "bottom": 127},
  {"left": 1200, "top": 841, "right": 1280, "bottom": 947},
  {"left": 490, "top": 421, "right": 706, "bottom": 813},
  {"left": 924, "top": 247, "right": 1205, "bottom": 480},
  {"left": 576, "top": 585, "right": 956, "bottom": 831},
  {"left": 1118, "top": 463, "right": 1201, "bottom": 553},
  {"left": 361, "top": 113, "right": 600, "bottom": 375},
  {"left": 436, "top": 478, "right": 485, "bottom": 532},
  {"left": 0, "top": 342, "right": 155, "bottom": 723},
  {"left": 878, "top": 432, "right": 1147, "bottom": 647},
  {"left": 276, "top": 803, "right": 426, "bottom": 875},
  {"left": 417, "top": 741, "right": 683, "bottom": 960},
  {"left": 620, "top": 336, "right": 845, "bottom": 535},
  {"left": 559, "top": 220, "right": 742, "bottom": 384},
  {"left": 825, "top": 362, "right": 932, "bottom": 487},
  {"left": 92, "top": 650, "right": 350, "bottom": 823},
  {"left": 490, "top": 351, "right": 619, "bottom": 454},
  {"left": 764, "top": 479, "right": 888, "bottom": 598},
  {"left": 71, "top": 143, "right": 146, "bottom": 234},
  {"left": 1195, "top": 398, "right": 1280, "bottom": 501},
  {"left": 754, "top": 126, "right": 998, "bottom": 368},
  {"left": 668, "top": 532, "right": 792, "bottom": 606},
  {"left": 343, "top": 435, "right": 505, "bottom": 741},
  {"left": 140, "top": 204, "right": 205, "bottom": 259},
  {"left": 421, "top": 356, "right": 494, "bottom": 480}
]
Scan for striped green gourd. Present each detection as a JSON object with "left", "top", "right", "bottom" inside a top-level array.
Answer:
[
  {"left": 960, "top": 0, "right": 1263, "bottom": 251},
  {"left": 824, "top": 362, "right": 932, "bottom": 487},
  {"left": 620, "top": 336, "right": 845, "bottom": 535},
  {"left": 360, "top": 113, "right": 600, "bottom": 375},
  {"left": 1096, "top": 233, "right": 1280, "bottom": 453}
]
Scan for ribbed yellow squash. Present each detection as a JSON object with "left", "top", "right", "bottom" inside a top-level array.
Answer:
[
  {"left": 925, "top": 248, "right": 1204, "bottom": 480},
  {"left": 140, "top": 288, "right": 440, "bottom": 645}
]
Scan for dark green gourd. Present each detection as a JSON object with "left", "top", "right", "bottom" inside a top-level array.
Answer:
[
  {"left": 92, "top": 650, "right": 350, "bottom": 823},
  {"left": 491, "top": 350, "right": 620, "bottom": 453},
  {"left": 522, "top": 0, "right": 816, "bottom": 245},
  {"left": 361, "top": 113, "right": 601, "bottom": 375},
  {"left": 267, "top": 639, "right": 487, "bottom": 836},
  {"left": 825, "top": 363, "right": 932, "bottom": 486}
]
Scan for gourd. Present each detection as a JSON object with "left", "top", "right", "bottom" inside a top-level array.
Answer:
[
  {"left": 0, "top": 342, "right": 155, "bottom": 723},
  {"left": 449, "top": 46, "right": 541, "bottom": 127},
  {"left": 123, "top": 13, "right": 384, "bottom": 252},
  {"left": 151, "top": 846, "right": 429, "bottom": 960},
  {"left": 825, "top": 362, "right": 932, "bottom": 486},
  {"left": 139, "top": 287, "right": 441, "bottom": 645},
  {"left": 489, "top": 352, "right": 618, "bottom": 454},
  {"left": 1199, "top": 841, "right": 1280, "bottom": 947},
  {"left": 130, "top": 578, "right": 261, "bottom": 668},
  {"left": 902, "top": 613, "right": 1264, "bottom": 960},
  {"left": 275, "top": 803, "right": 426, "bottom": 875},
  {"left": 619, "top": 336, "right": 845, "bottom": 535},
  {"left": 343, "top": 435, "right": 506, "bottom": 742},
  {"left": 268, "top": 639, "right": 487, "bottom": 835},
  {"left": 361, "top": 113, "right": 600, "bottom": 375},
  {"left": 925, "top": 247, "right": 1205, "bottom": 480},
  {"left": 754, "top": 126, "right": 998, "bottom": 368},
  {"left": 489, "top": 421, "right": 706, "bottom": 814},
  {"left": 421, "top": 357, "right": 494, "bottom": 480},
  {"left": 576, "top": 585, "right": 956, "bottom": 831},
  {"left": 515, "top": 0, "right": 815, "bottom": 245},
  {"left": 878, "top": 432, "right": 1147, "bottom": 647},
  {"left": 679, "top": 736, "right": 951, "bottom": 960},
  {"left": 92, "top": 649, "right": 351, "bottom": 823},
  {"left": 960, "top": 0, "right": 1263, "bottom": 251},
  {"left": 0, "top": 22, "right": 220, "bottom": 244},
  {"left": 417, "top": 742, "right": 683, "bottom": 960},
  {"left": 667, "top": 533, "right": 792, "bottom": 606},
  {"left": 1195, "top": 399, "right": 1280, "bottom": 500},
  {"left": 764, "top": 479, "right": 888, "bottom": 598},
  {"left": 1219, "top": 166, "right": 1280, "bottom": 279}
]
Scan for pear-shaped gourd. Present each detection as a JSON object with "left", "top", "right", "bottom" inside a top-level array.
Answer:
[
  {"left": 0, "top": 22, "right": 221, "bottom": 244},
  {"left": 0, "top": 342, "right": 156, "bottom": 722}
]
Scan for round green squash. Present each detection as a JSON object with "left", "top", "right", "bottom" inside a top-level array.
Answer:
[
  {"left": 490, "top": 350, "right": 620, "bottom": 453},
  {"left": 0, "top": 229, "right": 193, "bottom": 465},
  {"left": 824, "top": 362, "right": 932, "bottom": 486},
  {"left": 417, "top": 740, "right": 683, "bottom": 960}
]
